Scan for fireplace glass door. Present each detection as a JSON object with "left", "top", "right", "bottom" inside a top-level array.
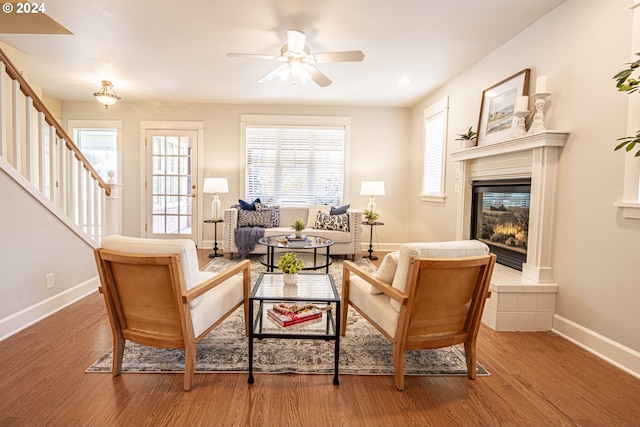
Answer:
[{"left": 472, "top": 180, "right": 530, "bottom": 270}]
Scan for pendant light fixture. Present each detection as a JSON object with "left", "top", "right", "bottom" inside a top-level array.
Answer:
[{"left": 93, "top": 80, "right": 121, "bottom": 108}]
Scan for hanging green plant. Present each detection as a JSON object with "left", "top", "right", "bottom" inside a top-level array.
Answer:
[{"left": 613, "top": 53, "right": 640, "bottom": 157}]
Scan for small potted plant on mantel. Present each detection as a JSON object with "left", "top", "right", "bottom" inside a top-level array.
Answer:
[
  {"left": 291, "top": 219, "right": 306, "bottom": 238},
  {"left": 455, "top": 126, "right": 477, "bottom": 149},
  {"left": 363, "top": 209, "right": 380, "bottom": 224},
  {"left": 277, "top": 252, "right": 304, "bottom": 285}
]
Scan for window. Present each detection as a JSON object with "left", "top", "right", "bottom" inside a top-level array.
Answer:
[
  {"left": 421, "top": 97, "right": 449, "bottom": 201},
  {"left": 241, "top": 115, "right": 350, "bottom": 205},
  {"left": 69, "top": 120, "right": 122, "bottom": 183}
]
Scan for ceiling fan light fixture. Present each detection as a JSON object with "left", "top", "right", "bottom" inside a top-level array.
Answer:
[{"left": 93, "top": 80, "right": 121, "bottom": 108}]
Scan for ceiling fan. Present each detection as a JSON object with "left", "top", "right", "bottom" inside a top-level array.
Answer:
[{"left": 227, "top": 30, "right": 364, "bottom": 87}]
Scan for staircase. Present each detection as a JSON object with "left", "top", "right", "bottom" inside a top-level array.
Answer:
[{"left": 0, "top": 48, "right": 110, "bottom": 245}]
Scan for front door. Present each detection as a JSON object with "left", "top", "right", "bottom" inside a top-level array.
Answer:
[{"left": 145, "top": 129, "right": 198, "bottom": 241}]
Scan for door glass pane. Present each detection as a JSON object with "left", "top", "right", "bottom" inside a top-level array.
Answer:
[
  {"left": 167, "top": 137, "right": 178, "bottom": 155},
  {"left": 152, "top": 215, "right": 165, "bottom": 233},
  {"left": 153, "top": 196, "right": 165, "bottom": 214},
  {"left": 148, "top": 131, "right": 195, "bottom": 236}
]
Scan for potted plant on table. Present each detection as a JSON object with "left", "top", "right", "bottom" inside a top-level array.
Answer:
[
  {"left": 363, "top": 209, "right": 380, "bottom": 224},
  {"left": 291, "top": 219, "right": 306, "bottom": 238},
  {"left": 277, "top": 252, "right": 305, "bottom": 285}
]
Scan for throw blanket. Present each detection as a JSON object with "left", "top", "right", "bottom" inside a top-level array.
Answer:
[{"left": 235, "top": 226, "right": 265, "bottom": 259}]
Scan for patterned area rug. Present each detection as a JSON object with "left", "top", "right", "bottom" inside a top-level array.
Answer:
[{"left": 87, "top": 256, "right": 489, "bottom": 377}]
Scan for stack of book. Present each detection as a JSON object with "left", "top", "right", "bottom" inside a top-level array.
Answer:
[
  {"left": 267, "top": 303, "right": 322, "bottom": 327},
  {"left": 287, "top": 235, "right": 311, "bottom": 247}
]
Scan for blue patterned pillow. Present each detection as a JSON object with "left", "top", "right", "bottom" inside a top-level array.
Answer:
[{"left": 314, "top": 211, "right": 350, "bottom": 232}]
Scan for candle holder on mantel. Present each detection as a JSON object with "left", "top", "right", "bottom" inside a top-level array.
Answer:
[
  {"left": 527, "top": 92, "right": 550, "bottom": 134},
  {"left": 513, "top": 110, "right": 530, "bottom": 138}
]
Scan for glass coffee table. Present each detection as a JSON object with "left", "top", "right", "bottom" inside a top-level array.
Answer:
[
  {"left": 247, "top": 272, "right": 341, "bottom": 385},
  {"left": 258, "top": 235, "right": 334, "bottom": 273}
]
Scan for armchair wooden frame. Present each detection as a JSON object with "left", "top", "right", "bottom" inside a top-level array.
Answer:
[
  {"left": 341, "top": 254, "right": 496, "bottom": 390},
  {"left": 94, "top": 248, "right": 251, "bottom": 391}
]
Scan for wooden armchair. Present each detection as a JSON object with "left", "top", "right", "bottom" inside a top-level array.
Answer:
[
  {"left": 94, "top": 235, "right": 251, "bottom": 391},
  {"left": 341, "top": 241, "right": 496, "bottom": 390}
]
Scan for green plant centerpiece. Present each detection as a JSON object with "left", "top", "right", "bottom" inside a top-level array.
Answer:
[
  {"left": 363, "top": 209, "right": 380, "bottom": 224},
  {"left": 613, "top": 53, "right": 640, "bottom": 157},
  {"left": 455, "top": 126, "right": 477, "bottom": 148},
  {"left": 277, "top": 252, "right": 304, "bottom": 285},
  {"left": 291, "top": 219, "right": 306, "bottom": 238}
]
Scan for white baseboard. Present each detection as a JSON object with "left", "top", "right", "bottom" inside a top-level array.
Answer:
[
  {"left": 0, "top": 276, "right": 100, "bottom": 342},
  {"left": 553, "top": 314, "right": 640, "bottom": 379}
]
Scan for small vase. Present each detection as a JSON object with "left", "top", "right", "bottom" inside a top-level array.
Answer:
[
  {"left": 283, "top": 273, "right": 298, "bottom": 286},
  {"left": 283, "top": 283, "right": 298, "bottom": 298},
  {"left": 295, "top": 230, "right": 302, "bottom": 238}
]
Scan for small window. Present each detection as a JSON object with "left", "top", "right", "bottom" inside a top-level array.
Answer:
[
  {"left": 69, "top": 120, "right": 122, "bottom": 183},
  {"left": 421, "top": 97, "right": 449, "bottom": 202}
]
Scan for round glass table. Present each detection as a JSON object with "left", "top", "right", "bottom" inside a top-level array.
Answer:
[{"left": 258, "top": 234, "right": 334, "bottom": 273}]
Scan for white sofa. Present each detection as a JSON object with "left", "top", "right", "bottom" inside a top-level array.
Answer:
[{"left": 222, "top": 205, "right": 362, "bottom": 258}]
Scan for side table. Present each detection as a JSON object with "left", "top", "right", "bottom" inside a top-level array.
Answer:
[
  {"left": 204, "top": 219, "right": 224, "bottom": 258},
  {"left": 362, "top": 221, "right": 383, "bottom": 260}
]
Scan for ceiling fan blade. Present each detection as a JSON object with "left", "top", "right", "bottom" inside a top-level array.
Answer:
[
  {"left": 313, "top": 51, "right": 365, "bottom": 63},
  {"left": 287, "top": 30, "right": 306, "bottom": 53},
  {"left": 257, "top": 64, "right": 288, "bottom": 84},
  {"left": 227, "top": 52, "right": 284, "bottom": 61},
  {"left": 303, "top": 63, "right": 332, "bottom": 87}
]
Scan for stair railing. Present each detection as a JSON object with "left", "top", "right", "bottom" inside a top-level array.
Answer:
[{"left": 0, "top": 48, "right": 111, "bottom": 243}]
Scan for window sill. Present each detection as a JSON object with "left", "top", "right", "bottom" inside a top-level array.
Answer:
[
  {"left": 419, "top": 194, "right": 446, "bottom": 203},
  {"left": 614, "top": 202, "right": 640, "bottom": 219}
]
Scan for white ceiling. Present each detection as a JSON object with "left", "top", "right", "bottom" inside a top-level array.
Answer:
[{"left": 0, "top": 0, "right": 565, "bottom": 108}]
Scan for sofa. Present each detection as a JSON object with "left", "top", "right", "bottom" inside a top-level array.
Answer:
[{"left": 222, "top": 204, "right": 362, "bottom": 259}]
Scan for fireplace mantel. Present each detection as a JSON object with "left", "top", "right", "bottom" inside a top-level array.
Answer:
[{"left": 450, "top": 130, "right": 570, "bottom": 162}]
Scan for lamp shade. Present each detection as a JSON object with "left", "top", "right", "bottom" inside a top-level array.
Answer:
[
  {"left": 203, "top": 178, "right": 229, "bottom": 194},
  {"left": 360, "top": 181, "right": 385, "bottom": 196}
]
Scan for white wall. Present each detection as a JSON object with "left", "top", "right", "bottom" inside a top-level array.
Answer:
[
  {"left": 0, "top": 167, "right": 98, "bottom": 339},
  {"left": 409, "top": 0, "right": 640, "bottom": 353},
  {"left": 61, "top": 102, "right": 411, "bottom": 248}
]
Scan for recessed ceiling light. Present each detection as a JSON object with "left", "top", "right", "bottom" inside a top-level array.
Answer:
[{"left": 398, "top": 78, "right": 411, "bottom": 85}]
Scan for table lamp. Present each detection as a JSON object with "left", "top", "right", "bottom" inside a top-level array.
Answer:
[
  {"left": 360, "top": 181, "right": 385, "bottom": 212},
  {"left": 203, "top": 178, "right": 229, "bottom": 220}
]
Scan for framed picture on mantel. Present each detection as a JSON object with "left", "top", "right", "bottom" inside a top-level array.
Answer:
[{"left": 477, "top": 69, "right": 530, "bottom": 146}]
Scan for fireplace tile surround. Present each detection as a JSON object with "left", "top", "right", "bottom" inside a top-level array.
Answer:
[{"left": 451, "top": 131, "right": 570, "bottom": 331}]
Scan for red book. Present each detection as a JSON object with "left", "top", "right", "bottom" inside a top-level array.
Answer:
[{"left": 267, "top": 306, "right": 322, "bottom": 327}]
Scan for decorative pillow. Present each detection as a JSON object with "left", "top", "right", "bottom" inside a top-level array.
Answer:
[
  {"left": 314, "top": 211, "right": 350, "bottom": 232},
  {"left": 255, "top": 203, "right": 280, "bottom": 227},
  {"left": 330, "top": 204, "right": 350, "bottom": 215},
  {"left": 239, "top": 198, "right": 260, "bottom": 211},
  {"left": 369, "top": 251, "right": 400, "bottom": 294},
  {"left": 307, "top": 205, "right": 331, "bottom": 228},
  {"left": 237, "top": 209, "right": 271, "bottom": 227}
]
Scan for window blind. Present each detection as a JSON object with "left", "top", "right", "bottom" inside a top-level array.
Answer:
[
  {"left": 423, "top": 112, "right": 444, "bottom": 195},
  {"left": 245, "top": 126, "right": 345, "bottom": 205}
]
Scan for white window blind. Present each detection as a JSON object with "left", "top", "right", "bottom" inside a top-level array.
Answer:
[
  {"left": 245, "top": 125, "right": 346, "bottom": 205},
  {"left": 421, "top": 97, "right": 449, "bottom": 200}
]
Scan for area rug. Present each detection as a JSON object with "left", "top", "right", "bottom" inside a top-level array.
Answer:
[{"left": 87, "top": 256, "right": 489, "bottom": 377}]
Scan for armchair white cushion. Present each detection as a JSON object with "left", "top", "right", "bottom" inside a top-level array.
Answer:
[{"left": 100, "top": 235, "right": 246, "bottom": 337}]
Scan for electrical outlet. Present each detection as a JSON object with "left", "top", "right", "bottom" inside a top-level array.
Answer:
[{"left": 46, "top": 273, "right": 55, "bottom": 289}]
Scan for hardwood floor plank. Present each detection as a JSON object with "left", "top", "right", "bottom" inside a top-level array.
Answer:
[{"left": 0, "top": 250, "right": 639, "bottom": 426}]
